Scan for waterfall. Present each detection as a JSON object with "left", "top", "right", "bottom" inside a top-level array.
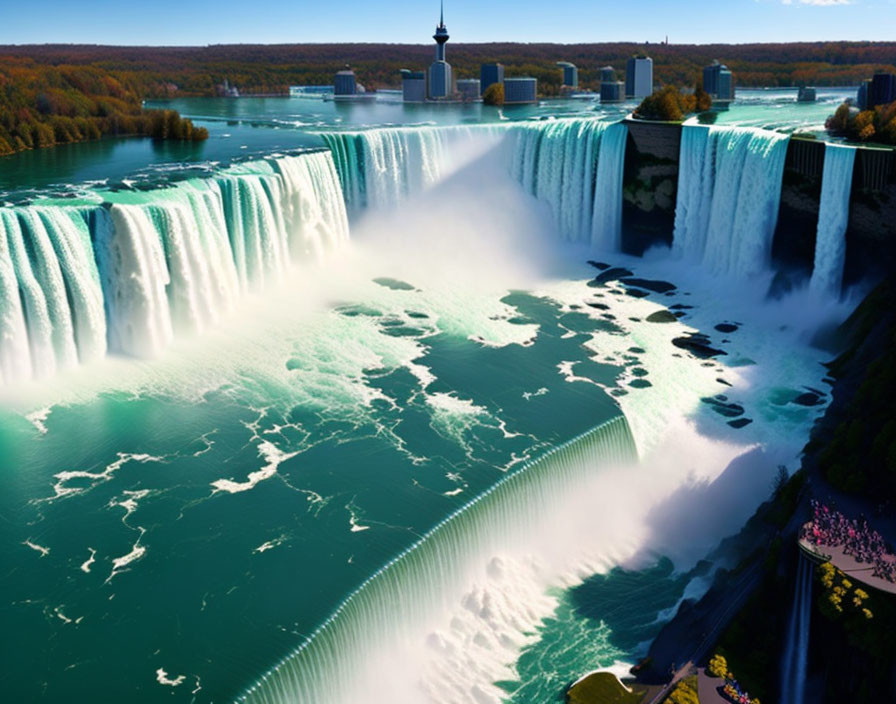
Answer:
[
  {"left": 321, "top": 124, "right": 507, "bottom": 212},
  {"left": 0, "top": 206, "right": 106, "bottom": 381},
  {"left": 808, "top": 144, "right": 856, "bottom": 298},
  {"left": 237, "top": 415, "right": 638, "bottom": 704},
  {"left": 673, "top": 125, "right": 789, "bottom": 277},
  {"left": 322, "top": 118, "right": 629, "bottom": 248},
  {"left": 781, "top": 553, "right": 813, "bottom": 704},
  {"left": 0, "top": 151, "right": 349, "bottom": 382}
]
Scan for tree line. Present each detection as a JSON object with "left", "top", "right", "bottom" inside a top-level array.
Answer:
[
  {"left": 1, "top": 42, "right": 894, "bottom": 100},
  {"left": 0, "top": 61, "right": 207, "bottom": 156}
]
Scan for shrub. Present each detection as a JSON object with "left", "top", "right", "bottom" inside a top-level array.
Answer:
[{"left": 482, "top": 82, "right": 504, "bottom": 106}]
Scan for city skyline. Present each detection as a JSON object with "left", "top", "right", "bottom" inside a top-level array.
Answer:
[{"left": 2, "top": 0, "right": 894, "bottom": 46}]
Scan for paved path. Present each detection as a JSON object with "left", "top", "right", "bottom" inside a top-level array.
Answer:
[
  {"left": 697, "top": 668, "right": 729, "bottom": 704},
  {"left": 799, "top": 532, "right": 896, "bottom": 595}
]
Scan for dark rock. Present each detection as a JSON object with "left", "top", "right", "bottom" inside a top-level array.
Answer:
[
  {"left": 728, "top": 418, "right": 753, "bottom": 429},
  {"left": 717, "top": 378, "right": 732, "bottom": 386},
  {"left": 625, "top": 288, "right": 650, "bottom": 298},
  {"left": 587, "top": 302, "right": 610, "bottom": 310},
  {"left": 620, "top": 277, "right": 677, "bottom": 294},
  {"left": 701, "top": 396, "right": 745, "bottom": 418},
  {"left": 646, "top": 310, "right": 679, "bottom": 323},
  {"left": 670, "top": 304, "right": 694, "bottom": 310},
  {"left": 588, "top": 267, "right": 634, "bottom": 286},
  {"left": 672, "top": 333, "right": 727, "bottom": 359},
  {"left": 587, "top": 260, "right": 611, "bottom": 271},
  {"left": 715, "top": 322, "right": 739, "bottom": 333},
  {"left": 792, "top": 392, "right": 822, "bottom": 406}
]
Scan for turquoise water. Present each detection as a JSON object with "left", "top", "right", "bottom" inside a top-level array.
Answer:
[
  {"left": 0, "top": 88, "right": 854, "bottom": 199},
  {"left": 0, "top": 105, "right": 847, "bottom": 703}
]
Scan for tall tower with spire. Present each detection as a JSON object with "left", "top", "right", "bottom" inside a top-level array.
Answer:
[{"left": 428, "top": 0, "right": 452, "bottom": 99}]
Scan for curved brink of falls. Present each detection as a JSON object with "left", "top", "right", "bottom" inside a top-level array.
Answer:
[
  {"left": 321, "top": 118, "right": 628, "bottom": 249},
  {"left": 238, "top": 415, "right": 638, "bottom": 704},
  {"left": 0, "top": 151, "right": 349, "bottom": 383}
]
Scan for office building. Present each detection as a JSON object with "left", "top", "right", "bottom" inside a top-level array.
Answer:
[
  {"left": 428, "top": 2, "right": 453, "bottom": 99},
  {"left": 601, "top": 81, "right": 625, "bottom": 103},
  {"left": 869, "top": 72, "right": 896, "bottom": 110},
  {"left": 401, "top": 70, "right": 426, "bottom": 103},
  {"left": 456, "top": 79, "right": 481, "bottom": 101},
  {"left": 334, "top": 70, "right": 357, "bottom": 97},
  {"left": 625, "top": 55, "right": 653, "bottom": 100},
  {"left": 504, "top": 77, "right": 537, "bottom": 104},
  {"left": 557, "top": 62, "right": 578, "bottom": 89},
  {"left": 480, "top": 63, "right": 505, "bottom": 95},
  {"left": 599, "top": 66, "right": 624, "bottom": 103},
  {"left": 703, "top": 61, "right": 735, "bottom": 101}
]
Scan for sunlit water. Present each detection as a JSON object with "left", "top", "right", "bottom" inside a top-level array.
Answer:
[{"left": 0, "top": 102, "right": 857, "bottom": 703}]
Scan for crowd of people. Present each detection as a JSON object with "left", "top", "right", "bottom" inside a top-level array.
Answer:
[
  {"left": 802, "top": 500, "right": 896, "bottom": 583},
  {"left": 721, "top": 680, "right": 760, "bottom": 704}
]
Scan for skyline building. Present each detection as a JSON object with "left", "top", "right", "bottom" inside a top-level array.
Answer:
[
  {"left": 504, "top": 77, "right": 537, "bottom": 104},
  {"left": 428, "top": 1, "right": 453, "bottom": 99},
  {"left": 599, "top": 66, "right": 624, "bottom": 103},
  {"left": 625, "top": 55, "right": 653, "bottom": 100},
  {"left": 869, "top": 72, "right": 896, "bottom": 110},
  {"left": 401, "top": 69, "right": 426, "bottom": 103},
  {"left": 557, "top": 62, "right": 578, "bottom": 89},
  {"left": 334, "top": 69, "right": 357, "bottom": 96},
  {"left": 704, "top": 60, "right": 735, "bottom": 101},
  {"left": 480, "top": 63, "right": 505, "bottom": 95}
]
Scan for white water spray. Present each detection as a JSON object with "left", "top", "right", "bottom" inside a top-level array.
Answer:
[
  {"left": 673, "top": 124, "right": 789, "bottom": 277},
  {"left": 809, "top": 144, "right": 856, "bottom": 298}
]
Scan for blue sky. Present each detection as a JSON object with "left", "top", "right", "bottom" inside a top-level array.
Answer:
[{"left": 1, "top": 0, "right": 894, "bottom": 45}]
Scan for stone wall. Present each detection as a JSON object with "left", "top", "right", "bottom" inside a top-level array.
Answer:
[{"left": 620, "top": 120, "right": 681, "bottom": 255}]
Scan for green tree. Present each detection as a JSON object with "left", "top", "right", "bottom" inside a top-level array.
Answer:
[{"left": 482, "top": 82, "right": 504, "bottom": 106}]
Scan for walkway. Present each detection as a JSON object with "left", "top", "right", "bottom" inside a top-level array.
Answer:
[
  {"left": 799, "top": 532, "right": 896, "bottom": 595},
  {"left": 696, "top": 668, "right": 729, "bottom": 704}
]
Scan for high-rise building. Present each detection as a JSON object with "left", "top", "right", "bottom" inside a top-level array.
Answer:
[
  {"left": 703, "top": 61, "right": 735, "bottom": 101},
  {"left": 428, "top": 1, "right": 453, "bottom": 99},
  {"left": 599, "top": 66, "right": 624, "bottom": 103},
  {"left": 625, "top": 55, "right": 653, "bottom": 100},
  {"left": 456, "top": 78, "right": 481, "bottom": 101},
  {"left": 504, "top": 77, "right": 537, "bottom": 104},
  {"left": 334, "top": 70, "right": 357, "bottom": 96},
  {"left": 557, "top": 62, "right": 578, "bottom": 89},
  {"left": 869, "top": 72, "right": 896, "bottom": 110},
  {"left": 480, "top": 63, "right": 505, "bottom": 95},
  {"left": 401, "top": 69, "right": 426, "bottom": 103}
]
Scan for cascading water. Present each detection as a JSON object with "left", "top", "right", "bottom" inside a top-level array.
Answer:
[
  {"left": 322, "top": 124, "right": 506, "bottom": 211},
  {"left": 0, "top": 206, "right": 106, "bottom": 381},
  {"left": 509, "top": 120, "right": 628, "bottom": 247},
  {"left": 780, "top": 553, "right": 813, "bottom": 704},
  {"left": 808, "top": 144, "right": 856, "bottom": 298},
  {"left": 322, "top": 118, "right": 629, "bottom": 248},
  {"left": 0, "top": 151, "right": 349, "bottom": 382},
  {"left": 238, "top": 416, "right": 638, "bottom": 704},
  {"left": 673, "top": 124, "right": 789, "bottom": 277}
]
